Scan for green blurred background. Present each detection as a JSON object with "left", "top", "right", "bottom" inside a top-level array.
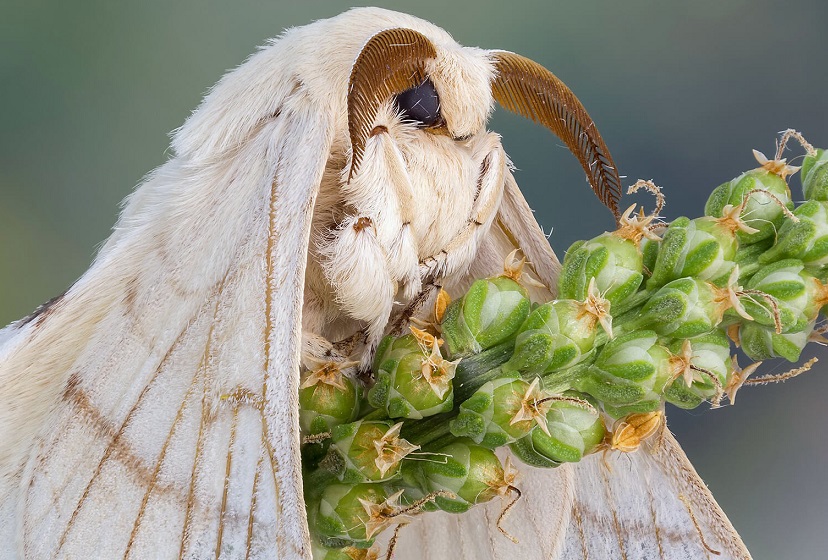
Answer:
[{"left": 2, "top": 1, "right": 826, "bottom": 557}]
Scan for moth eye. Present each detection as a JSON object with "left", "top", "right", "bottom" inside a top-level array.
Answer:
[{"left": 394, "top": 78, "right": 441, "bottom": 127}]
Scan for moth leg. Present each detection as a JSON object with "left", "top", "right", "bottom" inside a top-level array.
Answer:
[{"left": 420, "top": 141, "right": 506, "bottom": 282}]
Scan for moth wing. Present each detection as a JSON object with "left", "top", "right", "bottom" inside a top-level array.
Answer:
[
  {"left": 0, "top": 82, "right": 333, "bottom": 558},
  {"left": 388, "top": 432, "right": 751, "bottom": 559},
  {"left": 391, "top": 176, "right": 751, "bottom": 559}
]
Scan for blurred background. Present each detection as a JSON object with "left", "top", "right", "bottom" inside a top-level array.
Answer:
[{"left": 2, "top": 1, "right": 826, "bottom": 557}]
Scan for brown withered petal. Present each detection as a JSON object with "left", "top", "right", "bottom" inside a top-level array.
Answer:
[
  {"left": 347, "top": 28, "right": 437, "bottom": 182},
  {"left": 490, "top": 51, "right": 622, "bottom": 220}
]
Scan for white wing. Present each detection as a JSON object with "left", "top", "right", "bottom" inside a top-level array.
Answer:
[
  {"left": 386, "top": 431, "right": 750, "bottom": 560},
  {"left": 0, "top": 46, "right": 334, "bottom": 558}
]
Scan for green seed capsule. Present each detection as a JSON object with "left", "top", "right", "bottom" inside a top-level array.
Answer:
[
  {"left": 739, "top": 320, "right": 814, "bottom": 362},
  {"left": 450, "top": 373, "right": 547, "bottom": 448},
  {"left": 647, "top": 217, "right": 736, "bottom": 289},
  {"left": 635, "top": 277, "right": 721, "bottom": 338},
  {"left": 574, "top": 330, "right": 671, "bottom": 411},
  {"left": 661, "top": 330, "right": 730, "bottom": 409},
  {"left": 759, "top": 201, "right": 828, "bottom": 267},
  {"left": 299, "top": 368, "right": 361, "bottom": 435},
  {"left": 741, "top": 259, "right": 815, "bottom": 332},
  {"left": 559, "top": 233, "right": 644, "bottom": 307},
  {"left": 326, "top": 420, "right": 418, "bottom": 483},
  {"left": 441, "top": 277, "right": 531, "bottom": 356},
  {"left": 510, "top": 392, "right": 605, "bottom": 466},
  {"left": 315, "top": 483, "right": 389, "bottom": 545},
  {"left": 704, "top": 168, "right": 793, "bottom": 245},
  {"left": 417, "top": 440, "right": 508, "bottom": 513},
  {"left": 368, "top": 333, "right": 455, "bottom": 419},
  {"left": 504, "top": 299, "right": 597, "bottom": 375},
  {"left": 802, "top": 148, "right": 828, "bottom": 201}
]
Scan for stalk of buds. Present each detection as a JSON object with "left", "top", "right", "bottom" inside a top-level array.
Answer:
[{"left": 302, "top": 135, "right": 828, "bottom": 558}]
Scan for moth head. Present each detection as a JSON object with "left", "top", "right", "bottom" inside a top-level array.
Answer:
[{"left": 344, "top": 12, "right": 622, "bottom": 217}]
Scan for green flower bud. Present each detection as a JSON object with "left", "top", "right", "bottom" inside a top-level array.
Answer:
[
  {"left": 741, "top": 259, "right": 814, "bottom": 332},
  {"left": 450, "top": 374, "right": 549, "bottom": 448},
  {"left": 802, "top": 148, "right": 828, "bottom": 201},
  {"left": 368, "top": 333, "right": 455, "bottom": 419},
  {"left": 559, "top": 233, "right": 644, "bottom": 306},
  {"left": 299, "top": 367, "right": 361, "bottom": 435},
  {"left": 759, "top": 201, "right": 828, "bottom": 267},
  {"left": 635, "top": 277, "right": 722, "bottom": 338},
  {"left": 441, "top": 277, "right": 531, "bottom": 356},
  {"left": 704, "top": 169, "right": 793, "bottom": 244},
  {"left": 504, "top": 300, "right": 597, "bottom": 374},
  {"left": 574, "top": 330, "right": 671, "bottom": 410},
  {"left": 310, "top": 542, "right": 360, "bottom": 560},
  {"left": 510, "top": 392, "right": 605, "bottom": 466},
  {"left": 662, "top": 330, "right": 730, "bottom": 409},
  {"left": 418, "top": 440, "right": 509, "bottom": 513},
  {"left": 315, "top": 483, "right": 389, "bottom": 545},
  {"left": 326, "top": 421, "right": 418, "bottom": 483},
  {"left": 739, "top": 320, "right": 814, "bottom": 362},
  {"left": 647, "top": 217, "right": 736, "bottom": 289}
]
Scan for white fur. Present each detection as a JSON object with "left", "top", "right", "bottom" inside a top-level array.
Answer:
[{"left": 0, "top": 7, "right": 750, "bottom": 560}]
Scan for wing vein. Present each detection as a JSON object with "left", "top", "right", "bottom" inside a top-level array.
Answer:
[
  {"left": 124, "top": 360, "right": 203, "bottom": 559},
  {"left": 215, "top": 407, "right": 239, "bottom": 559},
  {"left": 52, "top": 318, "right": 196, "bottom": 558}
]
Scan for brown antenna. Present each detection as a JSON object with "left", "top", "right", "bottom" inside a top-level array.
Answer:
[
  {"left": 347, "top": 28, "right": 437, "bottom": 182},
  {"left": 491, "top": 50, "right": 622, "bottom": 220}
]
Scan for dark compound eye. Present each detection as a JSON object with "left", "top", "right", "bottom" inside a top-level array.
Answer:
[{"left": 395, "top": 79, "right": 441, "bottom": 127}]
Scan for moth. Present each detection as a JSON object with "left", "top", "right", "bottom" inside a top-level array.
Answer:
[{"left": 0, "top": 7, "right": 752, "bottom": 560}]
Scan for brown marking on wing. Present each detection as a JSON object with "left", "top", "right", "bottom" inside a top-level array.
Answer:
[
  {"left": 646, "top": 483, "right": 666, "bottom": 560},
  {"left": 599, "top": 466, "right": 628, "bottom": 560},
  {"left": 124, "top": 363, "right": 203, "bottom": 559},
  {"left": 245, "top": 453, "right": 264, "bottom": 560},
  {"left": 51, "top": 320, "right": 195, "bottom": 558},
  {"left": 19, "top": 290, "right": 68, "bottom": 329},
  {"left": 178, "top": 301, "right": 223, "bottom": 559},
  {"left": 571, "top": 502, "right": 588, "bottom": 560},
  {"left": 262, "top": 175, "right": 285, "bottom": 557},
  {"left": 473, "top": 152, "right": 493, "bottom": 204},
  {"left": 215, "top": 407, "right": 239, "bottom": 558}
]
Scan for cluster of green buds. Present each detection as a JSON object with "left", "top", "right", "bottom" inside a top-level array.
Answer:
[{"left": 301, "top": 133, "right": 826, "bottom": 558}]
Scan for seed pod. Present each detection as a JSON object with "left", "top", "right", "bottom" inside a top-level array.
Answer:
[
  {"left": 647, "top": 217, "right": 736, "bottom": 289},
  {"left": 368, "top": 333, "right": 455, "bottom": 419},
  {"left": 759, "top": 201, "right": 828, "bottom": 267},
  {"left": 661, "top": 330, "right": 730, "bottom": 409},
  {"left": 417, "top": 440, "right": 509, "bottom": 513},
  {"left": 450, "top": 374, "right": 550, "bottom": 448},
  {"left": 510, "top": 392, "right": 605, "bottom": 467},
  {"left": 299, "top": 367, "right": 361, "bottom": 435},
  {"left": 314, "top": 483, "right": 389, "bottom": 545},
  {"left": 634, "top": 277, "right": 722, "bottom": 338},
  {"left": 574, "top": 330, "right": 671, "bottom": 412},
  {"left": 326, "top": 420, "right": 418, "bottom": 483},
  {"left": 739, "top": 320, "right": 814, "bottom": 362},
  {"left": 504, "top": 299, "right": 597, "bottom": 374},
  {"left": 441, "top": 277, "right": 531, "bottom": 356},
  {"left": 741, "top": 259, "right": 814, "bottom": 333},
  {"left": 704, "top": 168, "right": 793, "bottom": 245},
  {"left": 802, "top": 148, "right": 828, "bottom": 201},
  {"left": 559, "top": 233, "right": 644, "bottom": 307}
]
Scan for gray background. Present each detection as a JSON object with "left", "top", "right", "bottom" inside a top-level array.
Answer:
[{"left": 2, "top": 1, "right": 826, "bottom": 557}]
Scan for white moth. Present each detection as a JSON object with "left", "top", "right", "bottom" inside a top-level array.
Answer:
[{"left": 0, "top": 7, "right": 752, "bottom": 560}]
